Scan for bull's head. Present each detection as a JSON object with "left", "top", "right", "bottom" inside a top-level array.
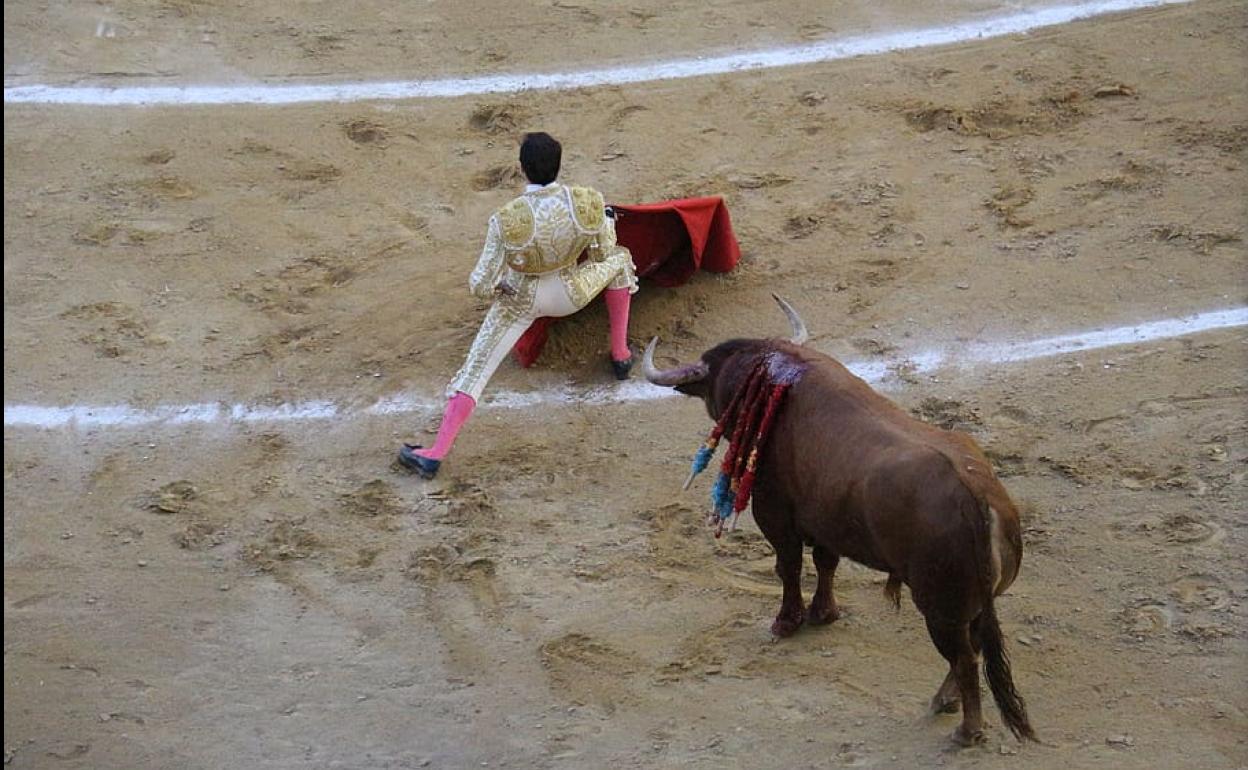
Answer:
[{"left": 644, "top": 294, "right": 808, "bottom": 418}]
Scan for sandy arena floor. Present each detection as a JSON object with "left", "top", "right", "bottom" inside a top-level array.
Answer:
[{"left": 4, "top": 1, "right": 1246, "bottom": 768}]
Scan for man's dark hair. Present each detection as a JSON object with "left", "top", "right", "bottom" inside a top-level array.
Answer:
[{"left": 519, "top": 132, "right": 562, "bottom": 185}]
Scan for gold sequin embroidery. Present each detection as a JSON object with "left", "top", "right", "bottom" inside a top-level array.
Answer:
[
  {"left": 498, "top": 198, "right": 535, "bottom": 248},
  {"left": 568, "top": 186, "right": 605, "bottom": 233}
]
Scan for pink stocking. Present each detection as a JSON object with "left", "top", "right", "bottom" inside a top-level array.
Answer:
[
  {"left": 605, "top": 288, "right": 632, "bottom": 362},
  {"left": 416, "top": 392, "right": 476, "bottom": 460}
]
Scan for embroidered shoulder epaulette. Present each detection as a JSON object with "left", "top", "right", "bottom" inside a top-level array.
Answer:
[
  {"left": 567, "top": 186, "right": 605, "bottom": 234},
  {"left": 496, "top": 197, "right": 536, "bottom": 248}
]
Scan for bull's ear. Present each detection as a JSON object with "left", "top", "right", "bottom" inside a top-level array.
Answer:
[
  {"left": 643, "top": 337, "right": 710, "bottom": 387},
  {"left": 772, "top": 294, "right": 809, "bottom": 345}
]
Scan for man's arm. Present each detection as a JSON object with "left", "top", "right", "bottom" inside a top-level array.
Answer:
[
  {"left": 590, "top": 207, "right": 625, "bottom": 260},
  {"left": 468, "top": 216, "right": 509, "bottom": 299}
]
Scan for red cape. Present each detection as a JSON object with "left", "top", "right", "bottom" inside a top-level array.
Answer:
[{"left": 513, "top": 196, "right": 740, "bottom": 367}]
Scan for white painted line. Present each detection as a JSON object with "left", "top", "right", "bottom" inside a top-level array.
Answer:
[
  {"left": 967, "top": 308, "right": 1248, "bottom": 364},
  {"left": 3, "top": 0, "right": 1189, "bottom": 106},
  {"left": 5, "top": 307, "right": 1244, "bottom": 431}
]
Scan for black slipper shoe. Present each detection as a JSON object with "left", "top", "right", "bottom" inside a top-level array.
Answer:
[
  {"left": 398, "top": 443, "right": 441, "bottom": 479},
  {"left": 610, "top": 355, "right": 633, "bottom": 381}
]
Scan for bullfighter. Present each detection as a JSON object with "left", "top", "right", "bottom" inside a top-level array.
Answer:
[{"left": 398, "top": 132, "right": 638, "bottom": 479}]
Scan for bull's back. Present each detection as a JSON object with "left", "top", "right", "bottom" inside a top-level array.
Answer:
[{"left": 764, "top": 346, "right": 1023, "bottom": 588}]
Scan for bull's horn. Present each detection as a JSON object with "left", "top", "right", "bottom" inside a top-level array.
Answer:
[
  {"left": 643, "top": 337, "right": 709, "bottom": 387},
  {"left": 772, "top": 293, "right": 809, "bottom": 345}
]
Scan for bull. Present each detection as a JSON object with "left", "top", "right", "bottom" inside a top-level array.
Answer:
[{"left": 643, "top": 295, "right": 1036, "bottom": 746}]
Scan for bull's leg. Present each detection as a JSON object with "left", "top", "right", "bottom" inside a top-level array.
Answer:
[
  {"left": 752, "top": 497, "right": 804, "bottom": 637},
  {"left": 930, "top": 669, "right": 961, "bottom": 714},
  {"left": 925, "top": 617, "right": 986, "bottom": 746},
  {"left": 807, "top": 546, "right": 841, "bottom": 625},
  {"left": 930, "top": 614, "right": 987, "bottom": 714},
  {"left": 768, "top": 538, "right": 805, "bottom": 637}
]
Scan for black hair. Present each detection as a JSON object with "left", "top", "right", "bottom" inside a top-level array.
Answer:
[{"left": 519, "top": 132, "right": 562, "bottom": 185}]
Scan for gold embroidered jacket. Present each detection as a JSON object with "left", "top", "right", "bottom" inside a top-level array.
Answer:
[{"left": 468, "top": 183, "right": 637, "bottom": 308}]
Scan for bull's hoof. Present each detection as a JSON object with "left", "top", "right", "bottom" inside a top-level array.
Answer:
[
  {"left": 951, "top": 726, "right": 986, "bottom": 747},
  {"left": 930, "top": 695, "right": 961, "bottom": 715},
  {"left": 770, "top": 614, "right": 804, "bottom": 638},
  {"left": 806, "top": 602, "right": 841, "bottom": 626}
]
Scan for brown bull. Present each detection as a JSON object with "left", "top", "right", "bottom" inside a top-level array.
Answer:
[{"left": 644, "top": 295, "right": 1036, "bottom": 746}]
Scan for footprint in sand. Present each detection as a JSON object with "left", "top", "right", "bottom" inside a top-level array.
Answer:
[
  {"left": 471, "top": 164, "right": 524, "bottom": 192},
  {"left": 1171, "top": 575, "right": 1232, "bottom": 611},
  {"left": 1162, "top": 514, "right": 1224, "bottom": 545},
  {"left": 1121, "top": 600, "right": 1173, "bottom": 637},
  {"left": 539, "top": 632, "right": 641, "bottom": 712},
  {"left": 342, "top": 118, "right": 389, "bottom": 146}
]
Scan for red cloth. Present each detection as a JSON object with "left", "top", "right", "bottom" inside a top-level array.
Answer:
[{"left": 512, "top": 196, "right": 740, "bottom": 367}]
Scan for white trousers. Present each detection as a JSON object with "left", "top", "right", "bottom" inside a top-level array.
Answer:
[{"left": 447, "top": 250, "right": 636, "bottom": 401}]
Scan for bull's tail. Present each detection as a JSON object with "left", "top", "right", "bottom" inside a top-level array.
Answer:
[
  {"left": 883, "top": 574, "right": 902, "bottom": 611},
  {"left": 977, "top": 589, "right": 1036, "bottom": 741},
  {"left": 964, "top": 494, "right": 1036, "bottom": 742},
  {"left": 948, "top": 460, "right": 1035, "bottom": 742}
]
